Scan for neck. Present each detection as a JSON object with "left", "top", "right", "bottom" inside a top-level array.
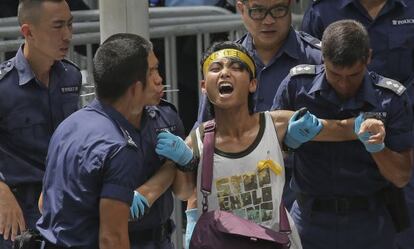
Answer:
[
  {"left": 214, "top": 107, "right": 258, "bottom": 138},
  {"left": 112, "top": 99, "right": 145, "bottom": 129},
  {"left": 359, "top": 0, "right": 387, "bottom": 19},
  {"left": 255, "top": 44, "right": 280, "bottom": 66},
  {"left": 24, "top": 43, "right": 55, "bottom": 87}
]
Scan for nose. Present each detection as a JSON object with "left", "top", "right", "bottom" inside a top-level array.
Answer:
[
  {"left": 62, "top": 24, "right": 72, "bottom": 41},
  {"left": 219, "top": 66, "right": 231, "bottom": 78},
  {"left": 262, "top": 11, "right": 276, "bottom": 24}
]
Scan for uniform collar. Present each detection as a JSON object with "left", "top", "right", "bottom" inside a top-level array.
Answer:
[
  {"left": 14, "top": 44, "right": 67, "bottom": 86},
  {"left": 308, "top": 65, "right": 378, "bottom": 107},
  {"left": 241, "top": 27, "right": 300, "bottom": 64},
  {"left": 144, "top": 105, "right": 160, "bottom": 119},
  {"left": 89, "top": 99, "right": 138, "bottom": 135},
  {"left": 340, "top": 0, "right": 406, "bottom": 9},
  {"left": 14, "top": 45, "right": 35, "bottom": 86}
]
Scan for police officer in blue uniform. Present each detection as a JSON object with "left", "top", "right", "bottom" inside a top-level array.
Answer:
[
  {"left": 272, "top": 20, "right": 413, "bottom": 249},
  {"left": 301, "top": 0, "right": 414, "bottom": 85},
  {"left": 0, "top": 1, "right": 80, "bottom": 248},
  {"left": 37, "top": 33, "right": 154, "bottom": 249},
  {"left": 196, "top": 0, "right": 323, "bottom": 125}
]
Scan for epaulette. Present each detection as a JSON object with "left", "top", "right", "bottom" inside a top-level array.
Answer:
[
  {"left": 0, "top": 60, "right": 14, "bottom": 81},
  {"left": 298, "top": 31, "right": 322, "bottom": 49},
  {"left": 375, "top": 77, "right": 406, "bottom": 96},
  {"left": 289, "top": 64, "right": 317, "bottom": 77},
  {"left": 62, "top": 58, "right": 80, "bottom": 71},
  {"left": 119, "top": 126, "right": 138, "bottom": 149},
  {"left": 159, "top": 99, "right": 178, "bottom": 113}
]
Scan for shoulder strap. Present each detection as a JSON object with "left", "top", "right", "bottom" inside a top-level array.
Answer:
[
  {"left": 200, "top": 120, "right": 215, "bottom": 212},
  {"left": 289, "top": 64, "right": 317, "bottom": 77}
]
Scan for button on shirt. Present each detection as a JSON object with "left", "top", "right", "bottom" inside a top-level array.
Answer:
[
  {"left": 0, "top": 46, "right": 81, "bottom": 186},
  {"left": 129, "top": 101, "right": 185, "bottom": 232},
  {"left": 272, "top": 65, "right": 414, "bottom": 196},
  {"left": 301, "top": 0, "right": 414, "bottom": 84},
  {"left": 195, "top": 27, "right": 323, "bottom": 126},
  {"left": 37, "top": 99, "right": 145, "bottom": 248}
]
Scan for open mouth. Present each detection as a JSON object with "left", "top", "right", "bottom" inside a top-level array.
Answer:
[{"left": 218, "top": 82, "right": 234, "bottom": 95}]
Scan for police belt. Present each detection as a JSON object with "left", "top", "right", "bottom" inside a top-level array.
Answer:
[
  {"left": 297, "top": 191, "right": 385, "bottom": 214},
  {"left": 129, "top": 219, "right": 173, "bottom": 243}
]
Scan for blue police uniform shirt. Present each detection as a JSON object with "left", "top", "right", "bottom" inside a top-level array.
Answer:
[
  {"left": 37, "top": 99, "right": 145, "bottom": 248},
  {"left": 195, "top": 27, "right": 322, "bottom": 126},
  {"left": 0, "top": 45, "right": 81, "bottom": 186},
  {"left": 165, "top": 0, "right": 219, "bottom": 6},
  {"left": 129, "top": 100, "right": 185, "bottom": 234},
  {"left": 272, "top": 64, "right": 413, "bottom": 196},
  {"left": 301, "top": 0, "right": 414, "bottom": 85}
]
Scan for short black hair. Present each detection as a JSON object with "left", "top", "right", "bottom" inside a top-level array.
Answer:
[
  {"left": 322, "top": 19, "right": 370, "bottom": 67},
  {"left": 17, "top": 0, "right": 65, "bottom": 26},
  {"left": 201, "top": 41, "right": 256, "bottom": 116},
  {"left": 93, "top": 33, "right": 153, "bottom": 102}
]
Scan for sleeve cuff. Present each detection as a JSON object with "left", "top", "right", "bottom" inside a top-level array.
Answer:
[{"left": 101, "top": 183, "right": 134, "bottom": 205}]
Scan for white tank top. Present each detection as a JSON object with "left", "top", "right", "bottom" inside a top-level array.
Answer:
[{"left": 194, "top": 112, "right": 302, "bottom": 249}]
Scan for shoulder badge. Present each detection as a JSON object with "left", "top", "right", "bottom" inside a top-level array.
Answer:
[
  {"left": 375, "top": 77, "right": 406, "bottom": 96},
  {"left": 290, "top": 64, "right": 316, "bottom": 77},
  {"left": 0, "top": 60, "right": 15, "bottom": 81},
  {"left": 62, "top": 58, "right": 80, "bottom": 71},
  {"left": 159, "top": 99, "right": 178, "bottom": 113},
  {"left": 298, "top": 31, "right": 322, "bottom": 49}
]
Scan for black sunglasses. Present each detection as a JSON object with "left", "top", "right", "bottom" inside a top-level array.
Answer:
[{"left": 247, "top": 5, "right": 290, "bottom": 20}]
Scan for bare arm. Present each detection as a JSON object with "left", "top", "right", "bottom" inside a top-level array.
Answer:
[
  {"left": 359, "top": 121, "right": 412, "bottom": 187},
  {"left": 172, "top": 136, "right": 197, "bottom": 201},
  {"left": 137, "top": 161, "right": 176, "bottom": 206},
  {"left": 371, "top": 149, "right": 412, "bottom": 187},
  {"left": 99, "top": 198, "right": 130, "bottom": 249},
  {"left": 269, "top": 110, "right": 356, "bottom": 145},
  {"left": 0, "top": 181, "right": 25, "bottom": 241}
]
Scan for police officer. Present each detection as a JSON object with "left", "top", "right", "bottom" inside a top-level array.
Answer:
[
  {"left": 0, "top": 0, "right": 80, "bottom": 248},
  {"left": 127, "top": 48, "right": 193, "bottom": 248},
  {"left": 37, "top": 33, "right": 154, "bottom": 249},
  {"left": 301, "top": 0, "right": 414, "bottom": 85},
  {"left": 272, "top": 19, "right": 413, "bottom": 249}
]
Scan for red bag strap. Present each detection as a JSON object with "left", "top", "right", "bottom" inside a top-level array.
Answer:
[
  {"left": 200, "top": 119, "right": 291, "bottom": 233},
  {"left": 201, "top": 120, "right": 216, "bottom": 212}
]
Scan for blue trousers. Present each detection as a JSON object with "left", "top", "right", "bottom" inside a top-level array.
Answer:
[{"left": 291, "top": 200, "right": 396, "bottom": 249}]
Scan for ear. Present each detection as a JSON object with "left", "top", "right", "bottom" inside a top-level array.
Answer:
[
  {"left": 20, "top": 24, "right": 32, "bottom": 40},
  {"left": 236, "top": 1, "right": 245, "bottom": 14},
  {"left": 200, "top": 79, "right": 207, "bottom": 94},
  {"left": 367, "top": 49, "right": 373, "bottom": 65},
  {"left": 249, "top": 78, "right": 257, "bottom": 93}
]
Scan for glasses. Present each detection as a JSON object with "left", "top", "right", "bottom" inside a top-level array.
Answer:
[{"left": 247, "top": 5, "right": 290, "bottom": 20}]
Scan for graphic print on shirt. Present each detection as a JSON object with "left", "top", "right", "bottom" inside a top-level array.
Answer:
[{"left": 215, "top": 168, "right": 273, "bottom": 223}]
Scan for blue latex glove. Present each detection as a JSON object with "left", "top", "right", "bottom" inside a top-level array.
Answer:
[
  {"left": 284, "top": 109, "right": 323, "bottom": 149},
  {"left": 156, "top": 131, "right": 193, "bottom": 166},
  {"left": 130, "top": 191, "right": 149, "bottom": 220},
  {"left": 354, "top": 113, "right": 385, "bottom": 153},
  {"left": 185, "top": 208, "right": 198, "bottom": 249}
]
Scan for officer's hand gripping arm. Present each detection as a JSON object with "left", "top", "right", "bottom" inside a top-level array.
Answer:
[{"left": 156, "top": 132, "right": 198, "bottom": 171}]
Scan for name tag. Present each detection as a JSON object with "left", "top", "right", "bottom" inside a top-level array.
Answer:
[
  {"left": 61, "top": 86, "right": 79, "bottom": 94},
  {"left": 156, "top": 125, "right": 177, "bottom": 134},
  {"left": 392, "top": 19, "right": 414, "bottom": 26}
]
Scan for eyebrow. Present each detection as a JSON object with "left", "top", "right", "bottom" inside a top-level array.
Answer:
[{"left": 52, "top": 16, "right": 73, "bottom": 25}]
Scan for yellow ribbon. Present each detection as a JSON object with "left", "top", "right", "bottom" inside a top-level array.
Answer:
[
  {"left": 257, "top": 159, "right": 283, "bottom": 175},
  {"left": 202, "top": 48, "right": 256, "bottom": 77}
]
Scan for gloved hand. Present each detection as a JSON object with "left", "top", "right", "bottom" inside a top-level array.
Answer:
[
  {"left": 354, "top": 113, "right": 385, "bottom": 153},
  {"left": 185, "top": 208, "right": 198, "bottom": 249},
  {"left": 130, "top": 191, "right": 149, "bottom": 220},
  {"left": 156, "top": 132, "right": 193, "bottom": 166},
  {"left": 284, "top": 108, "right": 323, "bottom": 149}
]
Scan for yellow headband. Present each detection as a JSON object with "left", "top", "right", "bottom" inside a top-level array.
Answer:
[{"left": 202, "top": 49, "right": 256, "bottom": 78}]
